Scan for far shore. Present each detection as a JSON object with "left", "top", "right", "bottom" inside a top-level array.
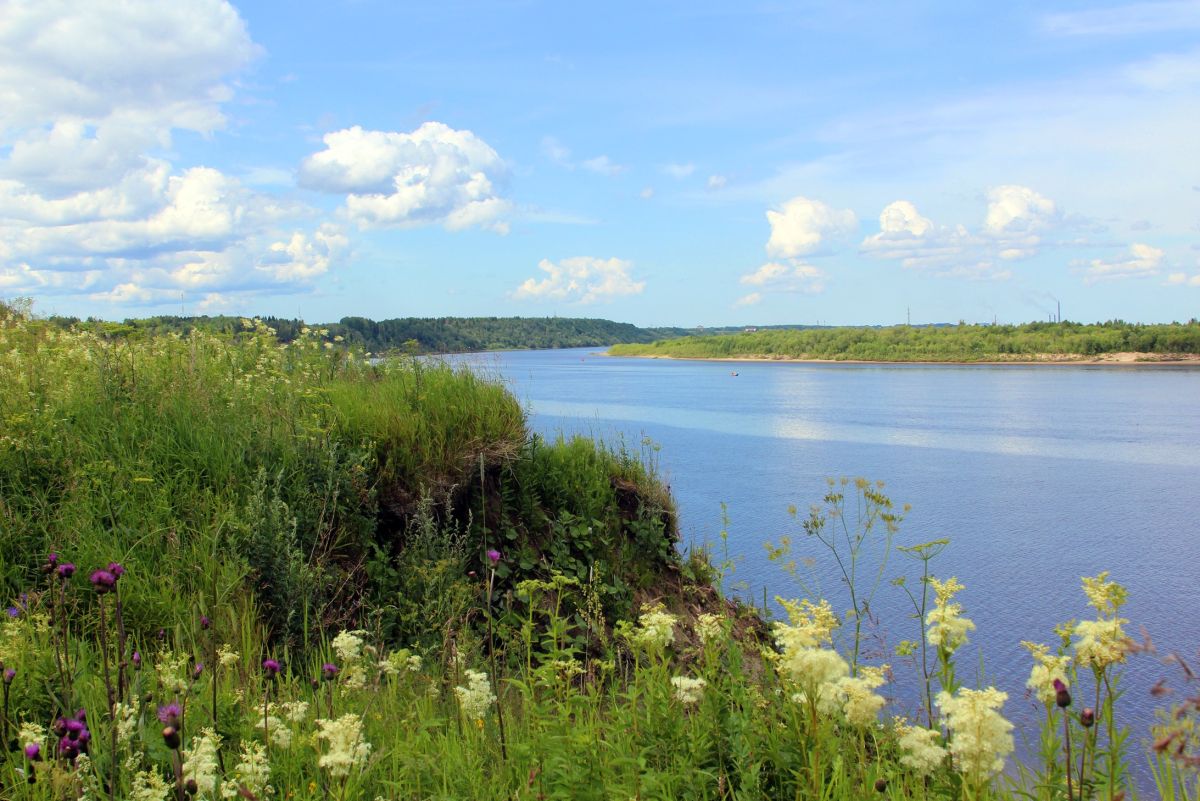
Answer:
[{"left": 604, "top": 350, "right": 1200, "bottom": 366}]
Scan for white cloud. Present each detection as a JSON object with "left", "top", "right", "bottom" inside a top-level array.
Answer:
[
  {"left": 513, "top": 257, "right": 645, "bottom": 304},
  {"left": 707, "top": 174, "right": 728, "bottom": 191},
  {"left": 734, "top": 292, "right": 762, "bottom": 307},
  {"left": 1084, "top": 242, "right": 1165, "bottom": 282},
  {"left": 299, "top": 122, "right": 512, "bottom": 233},
  {"left": 0, "top": 0, "right": 341, "bottom": 310},
  {"left": 1164, "top": 272, "right": 1200, "bottom": 286},
  {"left": 541, "top": 136, "right": 572, "bottom": 166},
  {"left": 861, "top": 186, "right": 1059, "bottom": 279},
  {"left": 765, "top": 196, "right": 857, "bottom": 258},
  {"left": 740, "top": 261, "right": 826, "bottom": 293},
  {"left": 259, "top": 224, "right": 349, "bottom": 282},
  {"left": 581, "top": 155, "right": 625, "bottom": 176},
  {"left": 640, "top": 186, "right": 655, "bottom": 200},
  {"left": 662, "top": 163, "right": 695, "bottom": 179},
  {"left": 1041, "top": 2, "right": 1200, "bottom": 37}
]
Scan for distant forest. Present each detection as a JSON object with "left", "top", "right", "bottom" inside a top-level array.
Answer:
[
  {"left": 609, "top": 320, "right": 1200, "bottom": 362},
  {"left": 44, "top": 314, "right": 714, "bottom": 353}
]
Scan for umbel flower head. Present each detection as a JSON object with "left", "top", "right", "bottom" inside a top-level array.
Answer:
[
  {"left": 629, "top": 604, "right": 677, "bottom": 653},
  {"left": 936, "top": 687, "right": 1014, "bottom": 782},
  {"left": 926, "top": 577, "right": 975, "bottom": 653},
  {"left": 1022, "top": 641, "right": 1071, "bottom": 707}
]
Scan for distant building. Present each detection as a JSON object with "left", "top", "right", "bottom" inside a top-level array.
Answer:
[{"left": 744, "top": 326, "right": 758, "bottom": 332}]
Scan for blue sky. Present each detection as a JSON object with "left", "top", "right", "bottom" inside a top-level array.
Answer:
[{"left": 1, "top": 1, "right": 1198, "bottom": 326}]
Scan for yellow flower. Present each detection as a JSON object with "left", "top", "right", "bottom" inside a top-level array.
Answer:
[
  {"left": 1073, "top": 617, "right": 1129, "bottom": 669},
  {"left": 936, "top": 687, "right": 1014, "bottom": 781},
  {"left": 895, "top": 720, "right": 948, "bottom": 777},
  {"left": 926, "top": 577, "right": 974, "bottom": 653},
  {"left": 1022, "top": 641, "right": 1071, "bottom": 706},
  {"left": 1081, "top": 572, "right": 1127, "bottom": 617}
]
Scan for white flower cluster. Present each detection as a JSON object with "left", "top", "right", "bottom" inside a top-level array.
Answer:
[
  {"left": 695, "top": 613, "right": 724, "bottom": 646},
  {"left": 114, "top": 701, "right": 139, "bottom": 743},
  {"left": 773, "top": 598, "right": 850, "bottom": 708},
  {"left": 221, "top": 740, "right": 272, "bottom": 799},
  {"left": 314, "top": 714, "right": 372, "bottom": 777},
  {"left": 182, "top": 728, "right": 223, "bottom": 800},
  {"left": 894, "top": 720, "right": 948, "bottom": 777},
  {"left": 1073, "top": 572, "right": 1129, "bottom": 670},
  {"left": 819, "top": 665, "right": 888, "bottom": 727},
  {"left": 455, "top": 669, "right": 497, "bottom": 721},
  {"left": 630, "top": 604, "right": 678, "bottom": 653},
  {"left": 331, "top": 629, "right": 368, "bottom": 663},
  {"left": 378, "top": 647, "right": 422, "bottom": 677},
  {"left": 217, "top": 644, "right": 240, "bottom": 669},
  {"left": 155, "top": 651, "right": 191, "bottom": 695},
  {"left": 936, "top": 687, "right": 1014, "bottom": 782},
  {"left": 1022, "top": 641, "right": 1071, "bottom": 706},
  {"left": 130, "top": 769, "right": 172, "bottom": 801},
  {"left": 925, "top": 577, "right": 975, "bottom": 653},
  {"left": 671, "top": 675, "right": 707, "bottom": 705}
]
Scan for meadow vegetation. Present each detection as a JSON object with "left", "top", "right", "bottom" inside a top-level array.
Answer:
[
  {"left": 609, "top": 321, "right": 1200, "bottom": 362},
  {"left": 1, "top": 302, "right": 1198, "bottom": 800}
]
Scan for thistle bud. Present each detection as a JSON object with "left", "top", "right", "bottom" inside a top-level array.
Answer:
[
  {"left": 199, "top": 615, "right": 211, "bottom": 631},
  {"left": 162, "top": 725, "right": 181, "bottom": 750},
  {"left": 874, "top": 778, "right": 888, "bottom": 792},
  {"left": 3, "top": 667, "right": 14, "bottom": 684},
  {"left": 1053, "top": 678, "right": 1071, "bottom": 708},
  {"left": 185, "top": 778, "right": 198, "bottom": 796},
  {"left": 1081, "top": 707, "right": 1095, "bottom": 728}
]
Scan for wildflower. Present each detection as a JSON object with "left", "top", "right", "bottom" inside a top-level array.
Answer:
[
  {"left": 314, "top": 714, "right": 372, "bottom": 777},
  {"left": 216, "top": 645, "right": 238, "bottom": 669},
  {"left": 3, "top": 667, "right": 13, "bottom": 684},
  {"left": 24, "top": 742, "right": 41, "bottom": 761},
  {"left": 455, "top": 669, "right": 497, "bottom": 721},
  {"left": 1081, "top": 571, "right": 1127, "bottom": 617},
  {"left": 278, "top": 700, "right": 309, "bottom": 723},
  {"left": 331, "top": 630, "right": 367, "bottom": 663},
  {"left": 1022, "top": 641, "right": 1071, "bottom": 707},
  {"left": 162, "top": 726, "right": 181, "bottom": 750},
  {"left": 262, "top": 658, "right": 281, "bottom": 677},
  {"left": 182, "top": 727, "right": 222, "bottom": 799},
  {"left": 156, "top": 651, "right": 190, "bottom": 694},
  {"left": 379, "top": 648, "right": 421, "bottom": 676},
  {"left": 1073, "top": 617, "right": 1129, "bottom": 669},
  {"left": 1081, "top": 707, "right": 1095, "bottom": 728},
  {"left": 322, "top": 662, "right": 340, "bottom": 681},
  {"left": 130, "top": 769, "right": 172, "bottom": 801},
  {"left": 18, "top": 722, "right": 46, "bottom": 751},
  {"left": 695, "top": 613, "right": 723, "bottom": 646},
  {"left": 57, "top": 562, "right": 76, "bottom": 579},
  {"left": 486, "top": 549, "right": 501, "bottom": 565},
  {"left": 200, "top": 615, "right": 211, "bottom": 630},
  {"left": 106, "top": 562, "right": 125, "bottom": 579},
  {"left": 772, "top": 598, "right": 849, "bottom": 697},
  {"left": 895, "top": 721, "right": 948, "bottom": 776},
  {"left": 629, "top": 604, "right": 678, "bottom": 653},
  {"left": 936, "top": 687, "right": 1014, "bottom": 782},
  {"left": 115, "top": 701, "right": 138, "bottom": 743},
  {"left": 823, "top": 665, "right": 888, "bottom": 727},
  {"left": 89, "top": 569, "right": 116, "bottom": 593},
  {"left": 221, "top": 740, "right": 272, "bottom": 799},
  {"left": 158, "top": 703, "right": 182, "bottom": 727},
  {"left": 193, "top": 662, "right": 205, "bottom": 679},
  {"left": 43, "top": 552, "right": 59, "bottom": 573},
  {"left": 5, "top": 606, "right": 19, "bottom": 618},
  {"left": 132, "top": 651, "right": 142, "bottom": 669},
  {"left": 926, "top": 577, "right": 975, "bottom": 653},
  {"left": 1054, "top": 678, "right": 1071, "bottom": 709},
  {"left": 671, "top": 675, "right": 707, "bottom": 705}
]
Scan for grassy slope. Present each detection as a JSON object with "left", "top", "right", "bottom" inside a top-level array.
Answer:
[{"left": 610, "top": 321, "right": 1200, "bottom": 362}]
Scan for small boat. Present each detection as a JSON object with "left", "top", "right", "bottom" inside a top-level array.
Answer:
[{"left": 731, "top": 371, "right": 739, "bottom": 376}]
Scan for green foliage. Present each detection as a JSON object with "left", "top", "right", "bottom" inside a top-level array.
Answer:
[{"left": 611, "top": 319, "right": 1200, "bottom": 361}]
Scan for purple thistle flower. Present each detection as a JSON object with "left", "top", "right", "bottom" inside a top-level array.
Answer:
[
  {"left": 486, "top": 549, "right": 501, "bottom": 565},
  {"left": 63, "top": 718, "right": 85, "bottom": 739},
  {"left": 43, "top": 552, "right": 59, "bottom": 573},
  {"left": 262, "top": 658, "right": 281, "bottom": 677},
  {"left": 157, "top": 703, "right": 182, "bottom": 727},
  {"left": 321, "top": 662, "right": 339, "bottom": 681},
  {"left": 132, "top": 651, "right": 142, "bottom": 669},
  {"left": 3, "top": 667, "right": 15, "bottom": 684},
  {"left": 192, "top": 662, "right": 204, "bottom": 679},
  {"left": 58, "top": 736, "right": 80, "bottom": 761},
  {"left": 24, "top": 742, "right": 41, "bottom": 761},
  {"left": 106, "top": 562, "right": 125, "bottom": 579},
  {"left": 57, "top": 562, "right": 76, "bottom": 579},
  {"left": 199, "top": 614, "right": 211, "bottom": 630},
  {"left": 89, "top": 569, "right": 116, "bottom": 593}
]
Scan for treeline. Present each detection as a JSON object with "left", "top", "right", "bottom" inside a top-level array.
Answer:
[
  {"left": 44, "top": 314, "right": 703, "bottom": 353},
  {"left": 609, "top": 320, "right": 1200, "bottom": 362}
]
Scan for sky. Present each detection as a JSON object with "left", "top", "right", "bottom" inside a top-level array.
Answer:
[{"left": 1, "top": 0, "right": 1198, "bottom": 327}]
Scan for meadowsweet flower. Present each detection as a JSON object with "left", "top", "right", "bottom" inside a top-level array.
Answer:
[
  {"left": 895, "top": 720, "right": 948, "bottom": 777},
  {"left": 18, "top": 721, "right": 46, "bottom": 751},
  {"left": 331, "top": 630, "right": 367, "bottom": 663},
  {"left": 1022, "top": 641, "right": 1072, "bottom": 707},
  {"left": 156, "top": 651, "right": 189, "bottom": 694},
  {"left": 1073, "top": 617, "right": 1129, "bottom": 669},
  {"left": 455, "top": 669, "right": 497, "bottom": 722},
  {"left": 114, "top": 701, "right": 138, "bottom": 743},
  {"left": 314, "top": 714, "right": 372, "bottom": 777},
  {"left": 823, "top": 665, "right": 888, "bottom": 727},
  {"left": 936, "top": 687, "right": 1014, "bottom": 782},
  {"left": 379, "top": 648, "right": 421, "bottom": 676},
  {"left": 130, "top": 769, "right": 171, "bottom": 801},
  {"left": 671, "top": 675, "right": 707, "bottom": 705},
  {"left": 772, "top": 598, "right": 849, "bottom": 699},
  {"left": 221, "top": 740, "right": 271, "bottom": 799},
  {"left": 1081, "top": 571, "right": 1127, "bottom": 617},
  {"left": 926, "top": 577, "right": 974, "bottom": 653},
  {"left": 279, "top": 700, "right": 309, "bottom": 723},
  {"left": 182, "top": 727, "right": 222, "bottom": 799},
  {"left": 217, "top": 645, "right": 239, "bottom": 669},
  {"left": 629, "top": 604, "right": 677, "bottom": 653},
  {"left": 695, "top": 613, "right": 723, "bottom": 646}
]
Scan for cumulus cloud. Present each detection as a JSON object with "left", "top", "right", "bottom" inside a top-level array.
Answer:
[
  {"left": 299, "top": 122, "right": 512, "bottom": 233},
  {"left": 739, "top": 261, "right": 826, "bottom": 293},
  {"left": 765, "top": 196, "right": 857, "bottom": 258},
  {"left": 1083, "top": 242, "right": 1164, "bottom": 282},
  {"left": 734, "top": 292, "right": 762, "bottom": 307},
  {"left": 581, "top": 155, "right": 625, "bottom": 176},
  {"left": 861, "top": 185, "right": 1059, "bottom": 279},
  {"left": 0, "top": 0, "right": 340, "bottom": 309},
  {"left": 513, "top": 257, "right": 645, "bottom": 304},
  {"left": 1164, "top": 272, "right": 1200, "bottom": 287}
]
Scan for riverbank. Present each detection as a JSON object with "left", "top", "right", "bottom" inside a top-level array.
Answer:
[{"left": 607, "top": 349, "right": 1200, "bottom": 365}]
